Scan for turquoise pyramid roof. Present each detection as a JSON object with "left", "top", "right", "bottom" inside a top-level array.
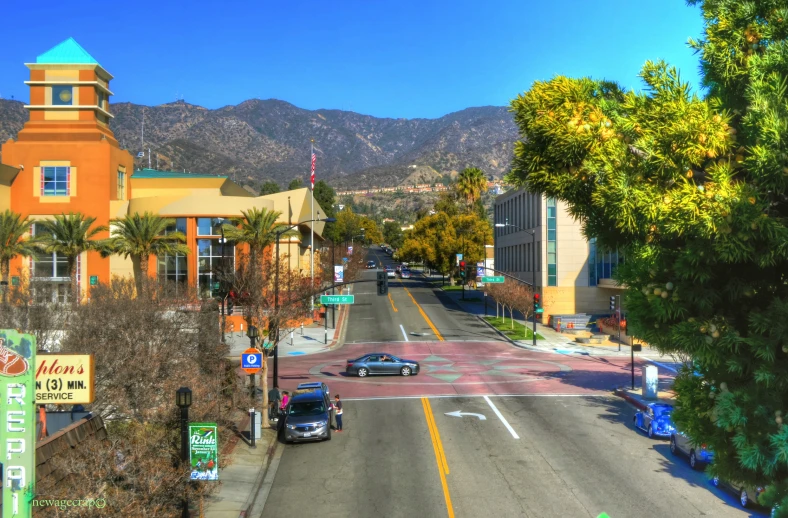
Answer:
[{"left": 36, "top": 38, "right": 99, "bottom": 65}]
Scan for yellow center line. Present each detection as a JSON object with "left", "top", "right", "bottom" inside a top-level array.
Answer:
[
  {"left": 403, "top": 285, "right": 444, "bottom": 341},
  {"left": 422, "top": 397, "right": 454, "bottom": 518},
  {"left": 388, "top": 292, "right": 398, "bottom": 312}
]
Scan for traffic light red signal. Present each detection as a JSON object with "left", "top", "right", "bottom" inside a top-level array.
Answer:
[
  {"left": 459, "top": 261, "right": 466, "bottom": 269},
  {"left": 533, "top": 293, "right": 541, "bottom": 310}
]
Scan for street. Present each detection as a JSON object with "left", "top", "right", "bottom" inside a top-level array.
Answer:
[{"left": 261, "top": 247, "right": 766, "bottom": 517}]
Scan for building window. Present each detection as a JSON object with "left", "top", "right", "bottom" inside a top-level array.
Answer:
[
  {"left": 197, "top": 239, "right": 235, "bottom": 297},
  {"left": 41, "top": 166, "right": 70, "bottom": 196},
  {"left": 97, "top": 90, "right": 105, "bottom": 109},
  {"left": 163, "top": 218, "right": 187, "bottom": 236},
  {"left": 197, "top": 218, "right": 226, "bottom": 236},
  {"left": 589, "top": 238, "right": 598, "bottom": 286},
  {"left": 117, "top": 170, "right": 125, "bottom": 199},
  {"left": 30, "top": 224, "right": 70, "bottom": 303},
  {"left": 52, "top": 85, "right": 73, "bottom": 106},
  {"left": 547, "top": 198, "right": 557, "bottom": 286},
  {"left": 158, "top": 254, "right": 188, "bottom": 284}
]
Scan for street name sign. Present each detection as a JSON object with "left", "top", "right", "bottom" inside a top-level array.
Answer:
[
  {"left": 241, "top": 348, "right": 263, "bottom": 374},
  {"left": 481, "top": 276, "right": 505, "bottom": 283},
  {"left": 320, "top": 295, "right": 354, "bottom": 305}
]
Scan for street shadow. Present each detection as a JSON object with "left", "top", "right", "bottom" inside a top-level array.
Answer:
[{"left": 575, "top": 396, "right": 769, "bottom": 517}]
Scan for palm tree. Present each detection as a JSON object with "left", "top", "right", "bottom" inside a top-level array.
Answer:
[
  {"left": 221, "top": 207, "right": 285, "bottom": 269},
  {"left": 36, "top": 213, "right": 107, "bottom": 304},
  {"left": 0, "top": 210, "right": 41, "bottom": 303},
  {"left": 106, "top": 212, "right": 190, "bottom": 296},
  {"left": 456, "top": 167, "right": 489, "bottom": 206}
]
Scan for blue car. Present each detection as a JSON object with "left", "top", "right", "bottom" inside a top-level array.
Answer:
[{"left": 634, "top": 403, "right": 676, "bottom": 438}]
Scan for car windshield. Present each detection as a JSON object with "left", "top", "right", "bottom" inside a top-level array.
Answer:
[{"left": 288, "top": 401, "right": 326, "bottom": 417}]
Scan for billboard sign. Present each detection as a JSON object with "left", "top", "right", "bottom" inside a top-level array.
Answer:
[
  {"left": 0, "top": 330, "right": 36, "bottom": 518},
  {"left": 35, "top": 354, "right": 95, "bottom": 404},
  {"left": 334, "top": 265, "right": 344, "bottom": 283},
  {"left": 189, "top": 422, "right": 219, "bottom": 481}
]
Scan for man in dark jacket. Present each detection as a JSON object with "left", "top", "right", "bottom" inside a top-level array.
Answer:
[{"left": 268, "top": 386, "right": 281, "bottom": 421}]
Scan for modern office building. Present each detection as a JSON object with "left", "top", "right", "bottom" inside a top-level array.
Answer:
[
  {"left": 0, "top": 38, "right": 328, "bottom": 304},
  {"left": 493, "top": 187, "right": 623, "bottom": 321}
]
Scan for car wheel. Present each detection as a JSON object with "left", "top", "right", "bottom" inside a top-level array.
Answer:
[
  {"left": 401, "top": 366, "right": 412, "bottom": 376},
  {"left": 325, "top": 428, "right": 332, "bottom": 441},
  {"left": 357, "top": 368, "right": 369, "bottom": 378},
  {"left": 670, "top": 436, "right": 678, "bottom": 455},
  {"left": 690, "top": 450, "right": 699, "bottom": 470},
  {"left": 740, "top": 489, "right": 750, "bottom": 508},
  {"left": 648, "top": 424, "right": 655, "bottom": 439},
  {"left": 712, "top": 476, "right": 719, "bottom": 487}
]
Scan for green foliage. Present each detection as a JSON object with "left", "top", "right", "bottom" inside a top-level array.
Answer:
[
  {"left": 383, "top": 221, "right": 405, "bottom": 249},
  {"left": 456, "top": 167, "right": 488, "bottom": 205},
  {"left": 0, "top": 210, "right": 41, "bottom": 286},
  {"left": 259, "top": 180, "right": 281, "bottom": 195},
  {"left": 507, "top": 1, "right": 788, "bottom": 511},
  {"left": 288, "top": 178, "right": 304, "bottom": 190},
  {"left": 484, "top": 317, "right": 543, "bottom": 340}
]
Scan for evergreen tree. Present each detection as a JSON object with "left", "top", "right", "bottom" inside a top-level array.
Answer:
[
  {"left": 288, "top": 178, "right": 304, "bottom": 191},
  {"left": 259, "top": 181, "right": 281, "bottom": 196},
  {"left": 507, "top": 1, "right": 788, "bottom": 511}
]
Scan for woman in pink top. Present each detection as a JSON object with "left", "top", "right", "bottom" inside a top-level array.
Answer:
[{"left": 279, "top": 391, "right": 289, "bottom": 414}]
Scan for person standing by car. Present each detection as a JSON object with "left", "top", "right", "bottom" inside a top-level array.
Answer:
[
  {"left": 268, "top": 385, "right": 281, "bottom": 421},
  {"left": 279, "top": 391, "right": 290, "bottom": 417},
  {"left": 334, "top": 394, "right": 343, "bottom": 432}
]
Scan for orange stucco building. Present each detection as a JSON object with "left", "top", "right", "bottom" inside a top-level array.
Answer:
[{"left": 1, "top": 38, "right": 327, "bottom": 303}]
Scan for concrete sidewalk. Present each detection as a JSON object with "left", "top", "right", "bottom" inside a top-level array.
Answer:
[
  {"left": 435, "top": 287, "right": 664, "bottom": 358},
  {"left": 224, "top": 304, "right": 349, "bottom": 359}
]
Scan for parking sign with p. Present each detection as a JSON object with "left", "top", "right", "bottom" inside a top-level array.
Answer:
[{"left": 241, "top": 348, "right": 263, "bottom": 374}]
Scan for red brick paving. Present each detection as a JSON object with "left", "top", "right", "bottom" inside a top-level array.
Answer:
[{"left": 268, "top": 341, "right": 673, "bottom": 399}]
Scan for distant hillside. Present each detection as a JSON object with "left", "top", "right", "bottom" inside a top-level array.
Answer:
[{"left": 0, "top": 98, "right": 518, "bottom": 188}]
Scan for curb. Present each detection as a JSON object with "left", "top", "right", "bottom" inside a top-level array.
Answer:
[
  {"left": 474, "top": 314, "right": 550, "bottom": 352},
  {"left": 327, "top": 303, "right": 349, "bottom": 350},
  {"left": 613, "top": 387, "right": 648, "bottom": 411},
  {"left": 237, "top": 430, "right": 278, "bottom": 518}
]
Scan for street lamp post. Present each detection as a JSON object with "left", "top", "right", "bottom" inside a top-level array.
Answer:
[
  {"left": 176, "top": 387, "right": 192, "bottom": 518},
  {"left": 216, "top": 218, "right": 228, "bottom": 344},
  {"left": 495, "top": 221, "right": 537, "bottom": 346},
  {"left": 273, "top": 217, "right": 335, "bottom": 388},
  {"left": 247, "top": 324, "right": 260, "bottom": 399}
]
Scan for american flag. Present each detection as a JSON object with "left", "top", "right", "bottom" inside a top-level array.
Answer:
[{"left": 310, "top": 149, "right": 316, "bottom": 189}]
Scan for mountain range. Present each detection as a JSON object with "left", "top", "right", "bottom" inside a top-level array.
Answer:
[{"left": 0, "top": 98, "right": 519, "bottom": 189}]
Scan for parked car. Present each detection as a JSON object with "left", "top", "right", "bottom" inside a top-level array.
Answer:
[
  {"left": 366, "top": 261, "right": 376, "bottom": 269},
  {"left": 633, "top": 403, "right": 676, "bottom": 438},
  {"left": 346, "top": 353, "right": 420, "bottom": 377},
  {"left": 711, "top": 476, "right": 768, "bottom": 509},
  {"left": 670, "top": 431, "right": 714, "bottom": 469},
  {"left": 400, "top": 269, "right": 411, "bottom": 279},
  {"left": 278, "top": 385, "right": 333, "bottom": 443}
]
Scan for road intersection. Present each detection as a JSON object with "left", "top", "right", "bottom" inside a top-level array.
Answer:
[{"left": 260, "top": 247, "right": 766, "bottom": 518}]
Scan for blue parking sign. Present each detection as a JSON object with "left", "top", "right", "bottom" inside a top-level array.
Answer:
[{"left": 241, "top": 349, "right": 263, "bottom": 373}]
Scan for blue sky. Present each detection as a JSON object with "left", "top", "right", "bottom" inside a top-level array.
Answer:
[{"left": 0, "top": 0, "right": 704, "bottom": 119}]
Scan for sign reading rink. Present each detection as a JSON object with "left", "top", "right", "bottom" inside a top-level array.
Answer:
[
  {"left": 189, "top": 423, "right": 219, "bottom": 481},
  {"left": 35, "top": 354, "right": 95, "bottom": 404},
  {"left": 0, "top": 330, "right": 36, "bottom": 518}
]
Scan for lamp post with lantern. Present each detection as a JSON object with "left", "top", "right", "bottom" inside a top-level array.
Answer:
[{"left": 176, "top": 387, "right": 192, "bottom": 518}]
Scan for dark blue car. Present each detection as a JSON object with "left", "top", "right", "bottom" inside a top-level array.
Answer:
[{"left": 634, "top": 403, "right": 676, "bottom": 438}]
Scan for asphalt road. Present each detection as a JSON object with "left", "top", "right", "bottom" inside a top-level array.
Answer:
[
  {"left": 344, "top": 247, "right": 504, "bottom": 344},
  {"left": 262, "top": 396, "right": 764, "bottom": 518},
  {"left": 261, "top": 247, "right": 766, "bottom": 517}
]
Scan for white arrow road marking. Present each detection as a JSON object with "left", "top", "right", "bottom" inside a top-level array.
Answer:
[
  {"left": 484, "top": 395, "right": 520, "bottom": 439},
  {"left": 444, "top": 410, "right": 486, "bottom": 420},
  {"left": 400, "top": 325, "right": 409, "bottom": 342}
]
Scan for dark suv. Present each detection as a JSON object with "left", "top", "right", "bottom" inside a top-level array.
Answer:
[{"left": 279, "top": 386, "right": 332, "bottom": 443}]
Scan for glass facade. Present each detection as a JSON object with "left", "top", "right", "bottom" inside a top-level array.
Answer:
[
  {"left": 197, "top": 238, "right": 235, "bottom": 297},
  {"left": 546, "top": 198, "right": 557, "bottom": 286},
  {"left": 30, "top": 224, "right": 71, "bottom": 303},
  {"left": 588, "top": 238, "right": 622, "bottom": 286},
  {"left": 197, "top": 218, "right": 226, "bottom": 236}
]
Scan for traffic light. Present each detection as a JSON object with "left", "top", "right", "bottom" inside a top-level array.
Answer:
[
  {"left": 377, "top": 271, "right": 388, "bottom": 296},
  {"left": 533, "top": 293, "right": 540, "bottom": 312},
  {"left": 610, "top": 296, "right": 616, "bottom": 311},
  {"left": 227, "top": 299, "right": 234, "bottom": 315},
  {"left": 459, "top": 261, "right": 466, "bottom": 278}
]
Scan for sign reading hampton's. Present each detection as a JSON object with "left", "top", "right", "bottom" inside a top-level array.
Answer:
[
  {"left": 35, "top": 354, "right": 95, "bottom": 404},
  {"left": 0, "top": 330, "right": 36, "bottom": 518},
  {"left": 189, "top": 423, "right": 219, "bottom": 481}
]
